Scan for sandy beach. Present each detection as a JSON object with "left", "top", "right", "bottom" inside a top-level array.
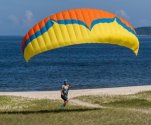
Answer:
[{"left": 0, "top": 85, "right": 151, "bottom": 100}]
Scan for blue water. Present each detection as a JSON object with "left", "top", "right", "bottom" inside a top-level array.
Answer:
[{"left": 0, "top": 36, "right": 151, "bottom": 91}]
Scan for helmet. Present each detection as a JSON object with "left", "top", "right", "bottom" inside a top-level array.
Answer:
[{"left": 64, "top": 79, "right": 68, "bottom": 85}]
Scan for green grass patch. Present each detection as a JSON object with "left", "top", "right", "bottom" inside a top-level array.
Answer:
[
  {"left": 105, "top": 98, "right": 151, "bottom": 108},
  {"left": 0, "top": 92, "right": 151, "bottom": 125},
  {"left": 76, "top": 91, "right": 151, "bottom": 108},
  {"left": 0, "top": 106, "right": 151, "bottom": 125},
  {"left": 0, "top": 96, "right": 84, "bottom": 113}
]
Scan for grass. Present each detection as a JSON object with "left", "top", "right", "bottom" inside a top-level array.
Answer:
[
  {"left": 0, "top": 91, "right": 151, "bottom": 125},
  {"left": 0, "top": 96, "right": 83, "bottom": 112},
  {"left": 1, "top": 108, "right": 151, "bottom": 125},
  {"left": 76, "top": 91, "right": 151, "bottom": 108}
]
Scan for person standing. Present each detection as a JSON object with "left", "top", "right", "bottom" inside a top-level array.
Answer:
[{"left": 61, "top": 80, "right": 71, "bottom": 107}]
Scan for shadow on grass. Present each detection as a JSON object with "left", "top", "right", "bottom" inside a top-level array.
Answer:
[{"left": 0, "top": 108, "right": 101, "bottom": 114}]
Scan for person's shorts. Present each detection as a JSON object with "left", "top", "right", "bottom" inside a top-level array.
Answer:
[{"left": 61, "top": 95, "right": 68, "bottom": 101}]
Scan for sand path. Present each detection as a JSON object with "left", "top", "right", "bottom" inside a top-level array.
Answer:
[
  {"left": 70, "top": 99, "right": 102, "bottom": 108},
  {"left": 0, "top": 85, "right": 151, "bottom": 100},
  {"left": 1, "top": 85, "right": 151, "bottom": 113}
]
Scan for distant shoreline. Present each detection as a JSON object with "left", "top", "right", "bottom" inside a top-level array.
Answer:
[
  {"left": 0, "top": 85, "right": 151, "bottom": 100},
  {"left": 137, "top": 35, "right": 151, "bottom": 37},
  {"left": 1, "top": 26, "right": 151, "bottom": 37},
  {"left": 135, "top": 27, "right": 151, "bottom": 35}
]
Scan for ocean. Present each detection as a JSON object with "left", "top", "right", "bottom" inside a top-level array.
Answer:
[{"left": 0, "top": 36, "right": 151, "bottom": 91}]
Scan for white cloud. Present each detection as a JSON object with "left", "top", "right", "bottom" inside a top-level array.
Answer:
[
  {"left": 24, "top": 10, "right": 34, "bottom": 24},
  {"left": 8, "top": 10, "right": 35, "bottom": 28},
  {"left": 116, "top": 9, "right": 130, "bottom": 20},
  {"left": 8, "top": 15, "right": 19, "bottom": 24}
]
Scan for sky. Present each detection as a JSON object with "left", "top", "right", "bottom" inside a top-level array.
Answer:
[{"left": 0, "top": 0, "right": 150, "bottom": 35}]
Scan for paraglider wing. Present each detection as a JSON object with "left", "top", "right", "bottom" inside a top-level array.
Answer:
[{"left": 21, "top": 8, "right": 139, "bottom": 62}]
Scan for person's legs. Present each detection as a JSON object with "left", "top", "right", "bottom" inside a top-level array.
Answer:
[
  {"left": 63, "top": 100, "right": 68, "bottom": 107},
  {"left": 61, "top": 95, "right": 68, "bottom": 107}
]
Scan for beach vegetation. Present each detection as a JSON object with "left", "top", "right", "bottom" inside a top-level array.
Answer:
[{"left": 0, "top": 91, "right": 151, "bottom": 125}]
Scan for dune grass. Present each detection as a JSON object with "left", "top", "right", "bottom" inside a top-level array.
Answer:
[
  {"left": 1, "top": 107, "right": 151, "bottom": 125},
  {"left": 76, "top": 91, "right": 151, "bottom": 108},
  {"left": 0, "top": 96, "right": 83, "bottom": 112},
  {"left": 0, "top": 92, "right": 151, "bottom": 125}
]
